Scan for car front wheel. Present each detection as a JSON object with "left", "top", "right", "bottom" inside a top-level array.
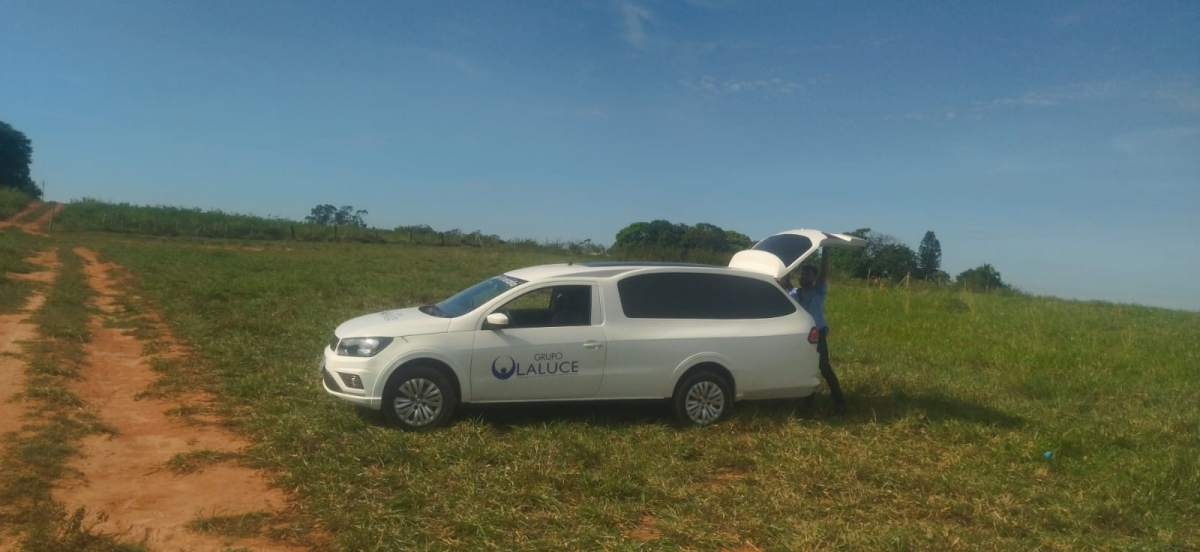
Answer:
[
  {"left": 672, "top": 371, "right": 732, "bottom": 426},
  {"left": 382, "top": 367, "right": 457, "bottom": 431}
]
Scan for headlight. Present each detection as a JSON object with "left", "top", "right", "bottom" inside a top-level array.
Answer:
[{"left": 336, "top": 337, "right": 394, "bottom": 357}]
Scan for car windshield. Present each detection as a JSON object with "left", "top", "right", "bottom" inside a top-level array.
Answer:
[{"left": 428, "top": 275, "right": 527, "bottom": 318}]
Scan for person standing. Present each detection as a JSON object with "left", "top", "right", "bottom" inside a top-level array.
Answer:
[{"left": 786, "top": 249, "right": 847, "bottom": 413}]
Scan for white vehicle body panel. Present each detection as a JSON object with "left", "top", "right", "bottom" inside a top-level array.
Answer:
[{"left": 321, "top": 229, "right": 848, "bottom": 418}]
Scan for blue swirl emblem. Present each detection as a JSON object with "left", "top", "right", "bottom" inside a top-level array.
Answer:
[{"left": 491, "top": 356, "right": 517, "bottom": 380}]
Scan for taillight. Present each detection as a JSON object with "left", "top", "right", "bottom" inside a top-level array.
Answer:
[{"left": 807, "top": 327, "right": 820, "bottom": 344}]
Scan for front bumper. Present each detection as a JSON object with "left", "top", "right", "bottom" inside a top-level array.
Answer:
[{"left": 319, "top": 356, "right": 383, "bottom": 410}]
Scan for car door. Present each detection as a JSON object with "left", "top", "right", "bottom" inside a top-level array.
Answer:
[
  {"left": 469, "top": 283, "right": 606, "bottom": 401},
  {"left": 728, "top": 229, "right": 867, "bottom": 279}
]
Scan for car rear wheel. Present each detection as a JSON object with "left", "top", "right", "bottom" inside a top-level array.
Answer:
[
  {"left": 382, "top": 367, "right": 457, "bottom": 431},
  {"left": 672, "top": 371, "right": 732, "bottom": 426}
]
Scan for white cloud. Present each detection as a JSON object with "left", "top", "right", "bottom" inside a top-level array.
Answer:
[
  {"left": 617, "top": 0, "right": 654, "bottom": 50},
  {"left": 1111, "top": 126, "right": 1200, "bottom": 159},
  {"left": 680, "top": 76, "right": 803, "bottom": 96},
  {"left": 973, "top": 81, "right": 1124, "bottom": 110},
  {"left": 1147, "top": 80, "right": 1200, "bottom": 112},
  {"left": 976, "top": 79, "right": 1200, "bottom": 113}
]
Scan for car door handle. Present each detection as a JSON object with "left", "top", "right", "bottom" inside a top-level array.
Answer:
[{"left": 582, "top": 340, "right": 604, "bottom": 349}]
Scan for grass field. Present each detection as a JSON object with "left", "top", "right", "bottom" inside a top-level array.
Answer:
[
  {"left": 0, "top": 228, "right": 41, "bottom": 313},
  {"left": 0, "top": 189, "right": 32, "bottom": 221},
  {"left": 52, "top": 233, "right": 1196, "bottom": 551}
]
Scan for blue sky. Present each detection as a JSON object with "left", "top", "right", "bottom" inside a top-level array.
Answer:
[{"left": 2, "top": 1, "right": 1198, "bottom": 310}]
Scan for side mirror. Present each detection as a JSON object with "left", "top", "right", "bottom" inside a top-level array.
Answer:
[{"left": 483, "top": 312, "right": 510, "bottom": 330}]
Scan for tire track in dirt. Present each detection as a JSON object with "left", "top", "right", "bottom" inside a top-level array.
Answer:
[
  {"left": 0, "top": 249, "right": 59, "bottom": 461},
  {"left": 0, "top": 201, "right": 42, "bottom": 227},
  {"left": 28, "top": 203, "right": 62, "bottom": 235},
  {"left": 0, "top": 249, "right": 58, "bottom": 552},
  {"left": 53, "top": 248, "right": 310, "bottom": 552},
  {"left": 0, "top": 201, "right": 61, "bottom": 236}
]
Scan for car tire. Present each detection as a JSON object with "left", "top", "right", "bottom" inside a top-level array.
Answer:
[
  {"left": 672, "top": 370, "right": 732, "bottom": 426},
  {"left": 381, "top": 367, "right": 457, "bottom": 431}
]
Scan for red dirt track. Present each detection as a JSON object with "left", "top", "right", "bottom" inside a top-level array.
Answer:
[{"left": 1, "top": 207, "right": 314, "bottom": 551}]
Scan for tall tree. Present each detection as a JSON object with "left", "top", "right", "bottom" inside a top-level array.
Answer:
[
  {"left": 0, "top": 120, "right": 41, "bottom": 198},
  {"left": 305, "top": 204, "right": 337, "bottom": 225},
  {"left": 918, "top": 230, "right": 942, "bottom": 278}
]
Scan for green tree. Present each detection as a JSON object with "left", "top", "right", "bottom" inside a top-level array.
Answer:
[
  {"left": 306, "top": 204, "right": 367, "bottom": 227},
  {"left": 724, "top": 230, "right": 753, "bottom": 250},
  {"left": 0, "top": 120, "right": 41, "bottom": 198},
  {"left": 613, "top": 220, "right": 769, "bottom": 254},
  {"left": 614, "top": 221, "right": 650, "bottom": 248},
  {"left": 646, "top": 220, "right": 687, "bottom": 248},
  {"left": 918, "top": 230, "right": 942, "bottom": 279},
  {"left": 868, "top": 235, "right": 918, "bottom": 280},
  {"left": 829, "top": 228, "right": 872, "bottom": 278},
  {"left": 956, "top": 264, "right": 1008, "bottom": 291},
  {"left": 681, "top": 223, "right": 727, "bottom": 251},
  {"left": 615, "top": 220, "right": 741, "bottom": 251},
  {"left": 305, "top": 204, "right": 336, "bottom": 225}
]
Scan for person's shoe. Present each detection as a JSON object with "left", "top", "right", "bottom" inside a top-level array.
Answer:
[{"left": 832, "top": 400, "right": 847, "bottom": 416}]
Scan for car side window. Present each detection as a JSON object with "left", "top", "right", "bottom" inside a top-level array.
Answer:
[
  {"left": 494, "top": 285, "right": 592, "bottom": 329},
  {"left": 617, "top": 272, "right": 796, "bottom": 319}
]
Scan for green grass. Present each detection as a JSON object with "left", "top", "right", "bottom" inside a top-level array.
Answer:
[
  {"left": 187, "top": 511, "right": 273, "bottom": 539},
  {"left": 0, "top": 227, "right": 42, "bottom": 313},
  {"left": 0, "top": 187, "right": 32, "bottom": 220},
  {"left": 50, "top": 199, "right": 599, "bottom": 253},
  {"left": 0, "top": 245, "right": 145, "bottom": 551},
  {"left": 74, "top": 234, "right": 1200, "bottom": 551}
]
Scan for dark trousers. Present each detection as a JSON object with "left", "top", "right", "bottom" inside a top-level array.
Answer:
[{"left": 817, "top": 329, "right": 845, "bottom": 406}]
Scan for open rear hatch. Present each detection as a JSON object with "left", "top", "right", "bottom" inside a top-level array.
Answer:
[{"left": 728, "top": 229, "right": 867, "bottom": 279}]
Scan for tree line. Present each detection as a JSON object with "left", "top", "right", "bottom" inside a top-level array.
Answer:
[
  {"left": 614, "top": 221, "right": 1010, "bottom": 292},
  {"left": 3, "top": 116, "right": 1010, "bottom": 293},
  {"left": 614, "top": 220, "right": 753, "bottom": 252}
]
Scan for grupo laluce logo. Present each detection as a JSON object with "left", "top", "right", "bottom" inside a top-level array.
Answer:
[
  {"left": 491, "top": 355, "right": 518, "bottom": 380},
  {"left": 491, "top": 353, "right": 580, "bottom": 380}
]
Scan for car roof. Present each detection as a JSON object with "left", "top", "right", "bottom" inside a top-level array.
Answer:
[{"left": 504, "top": 262, "right": 765, "bottom": 282}]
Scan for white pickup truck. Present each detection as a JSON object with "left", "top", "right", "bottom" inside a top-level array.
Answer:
[{"left": 321, "top": 229, "right": 865, "bottom": 430}]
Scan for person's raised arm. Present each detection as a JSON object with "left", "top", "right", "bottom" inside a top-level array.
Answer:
[{"left": 817, "top": 248, "right": 830, "bottom": 286}]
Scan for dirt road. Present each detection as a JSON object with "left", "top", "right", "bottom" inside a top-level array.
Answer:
[{"left": 1, "top": 207, "right": 315, "bottom": 551}]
